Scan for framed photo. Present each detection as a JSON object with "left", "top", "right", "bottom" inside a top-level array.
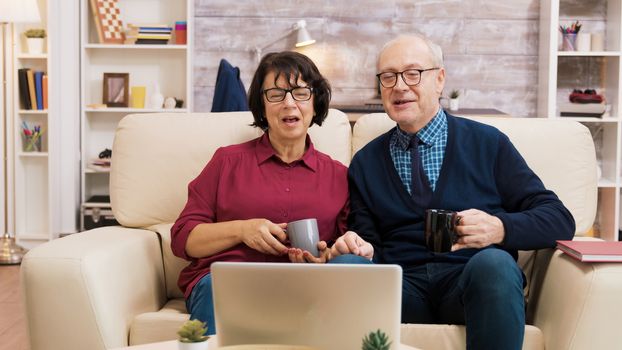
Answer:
[{"left": 103, "top": 73, "right": 129, "bottom": 107}]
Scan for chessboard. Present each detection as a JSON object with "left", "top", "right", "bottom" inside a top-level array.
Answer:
[{"left": 90, "top": 0, "right": 125, "bottom": 44}]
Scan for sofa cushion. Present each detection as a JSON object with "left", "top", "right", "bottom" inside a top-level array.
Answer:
[
  {"left": 129, "top": 299, "right": 188, "bottom": 346},
  {"left": 111, "top": 109, "right": 351, "bottom": 228},
  {"left": 151, "top": 223, "right": 186, "bottom": 299},
  {"left": 400, "top": 324, "right": 543, "bottom": 350},
  {"left": 129, "top": 302, "right": 544, "bottom": 350}
]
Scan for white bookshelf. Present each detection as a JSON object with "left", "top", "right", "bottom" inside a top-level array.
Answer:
[
  {"left": 8, "top": 0, "right": 61, "bottom": 248},
  {"left": 538, "top": 0, "right": 622, "bottom": 241},
  {"left": 79, "top": 0, "right": 193, "bottom": 216}
]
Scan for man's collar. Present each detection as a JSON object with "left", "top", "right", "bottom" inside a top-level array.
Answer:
[{"left": 394, "top": 108, "right": 446, "bottom": 150}]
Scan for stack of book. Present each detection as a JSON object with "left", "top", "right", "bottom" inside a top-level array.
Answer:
[
  {"left": 125, "top": 24, "right": 172, "bottom": 45},
  {"left": 18, "top": 68, "right": 48, "bottom": 110}
]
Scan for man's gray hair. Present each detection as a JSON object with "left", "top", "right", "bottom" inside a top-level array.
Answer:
[{"left": 378, "top": 34, "right": 444, "bottom": 68}]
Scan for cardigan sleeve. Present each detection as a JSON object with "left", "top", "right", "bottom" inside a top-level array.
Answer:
[
  {"left": 493, "top": 134, "right": 575, "bottom": 250},
  {"left": 347, "top": 155, "right": 385, "bottom": 262}
]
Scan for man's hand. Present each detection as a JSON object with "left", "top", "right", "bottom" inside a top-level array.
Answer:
[
  {"left": 240, "top": 219, "right": 288, "bottom": 255},
  {"left": 330, "top": 231, "right": 374, "bottom": 260},
  {"left": 452, "top": 209, "right": 505, "bottom": 251},
  {"left": 287, "top": 241, "right": 331, "bottom": 263}
]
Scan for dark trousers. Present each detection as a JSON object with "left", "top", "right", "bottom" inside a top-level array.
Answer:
[{"left": 402, "top": 248, "right": 525, "bottom": 350}]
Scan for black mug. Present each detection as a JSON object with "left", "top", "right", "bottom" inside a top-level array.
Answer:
[{"left": 425, "top": 209, "right": 460, "bottom": 253}]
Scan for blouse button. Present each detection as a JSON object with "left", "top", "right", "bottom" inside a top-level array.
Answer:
[{"left": 285, "top": 188, "right": 290, "bottom": 192}]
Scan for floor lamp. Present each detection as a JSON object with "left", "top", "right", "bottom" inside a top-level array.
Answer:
[{"left": 0, "top": 0, "right": 41, "bottom": 265}]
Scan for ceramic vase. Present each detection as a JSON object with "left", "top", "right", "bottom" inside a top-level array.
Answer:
[
  {"left": 26, "top": 38, "right": 44, "bottom": 54},
  {"left": 150, "top": 83, "right": 164, "bottom": 109},
  {"left": 449, "top": 98, "right": 459, "bottom": 111},
  {"left": 177, "top": 340, "right": 209, "bottom": 350}
]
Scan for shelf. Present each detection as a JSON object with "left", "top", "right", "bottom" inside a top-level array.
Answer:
[
  {"left": 599, "top": 178, "right": 618, "bottom": 188},
  {"left": 85, "top": 167, "right": 110, "bottom": 173},
  {"left": 18, "top": 152, "right": 49, "bottom": 157},
  {"left": 19, "top": 109, "right": 48, "bottom": 114},
  {"left": 84, "top": 107, "right": 188, "bottom": 113},
  {"left": 18, "top": 233, "right": 52, "bottom": 241},
  {"left": 17, "top": 53, "right": 48, "bottom": 59},
  {"left": 554, "top": 116, "right": 620, "bottom": 123},
  {"left": 558, "top": 51, "right": 622, "bottom": 57},
  {"left": 84, "top": 44, "right": 187, "bottom": 50}
]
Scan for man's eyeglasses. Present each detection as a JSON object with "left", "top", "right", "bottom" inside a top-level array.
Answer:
[
  {"left": 263, "top": 87, "right": 313, "bottom": 102},
  {"left": 376, "top": 68, "right": 440, "bottom": 88}
]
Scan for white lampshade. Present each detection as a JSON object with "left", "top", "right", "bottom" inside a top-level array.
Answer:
[
  {"left": 295, "top": 20, "right": 316, "bottom": 48},
  {"left": 0, "top": 0, "right": 41, "bottom": 23}
]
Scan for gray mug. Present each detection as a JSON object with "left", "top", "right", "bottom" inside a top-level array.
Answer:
[{"left": 287, "top": 218, "right": 320, "bottom": 257}]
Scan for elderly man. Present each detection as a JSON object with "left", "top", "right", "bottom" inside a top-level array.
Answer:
[{"left": 342, "top": 34, "right": 575, "bottom": 349}]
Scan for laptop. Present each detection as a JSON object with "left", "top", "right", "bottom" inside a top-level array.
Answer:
[{"left": 211, "top": 262, "right": 402, "bottom": 350}]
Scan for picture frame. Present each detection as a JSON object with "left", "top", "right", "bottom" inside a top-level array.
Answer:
[{"left": 103, "top": 72, "right": 129, "bottom": 107}]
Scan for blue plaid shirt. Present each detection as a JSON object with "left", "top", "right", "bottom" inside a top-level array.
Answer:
[{"left": 390, "top": 108, "right": 447, "bottom": 193}]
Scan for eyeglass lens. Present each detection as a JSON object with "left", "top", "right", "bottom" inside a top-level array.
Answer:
[{"left": 265, "top": 87, "right": 312, "bottom": 102}]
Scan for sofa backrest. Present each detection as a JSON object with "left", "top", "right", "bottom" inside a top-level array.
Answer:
[
  {"left": 110, "top": 109, "right": 352, "bottom": 228},
  {"left": 352, "top": 113, "right": 597, "bottom": 236}
]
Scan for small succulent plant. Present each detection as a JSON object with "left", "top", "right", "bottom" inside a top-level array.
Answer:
[
  {"left": 362, "top": 329, "right": 391, "bottom": 350},
  {"left": 177, "top": 319, "right": 208, "bottom": 343},
  {"left": 449, "top": 89, "right": 460, "bottom": 99},
  {"left": 24, "top": 29, "right": 46, "bottom": 38}
]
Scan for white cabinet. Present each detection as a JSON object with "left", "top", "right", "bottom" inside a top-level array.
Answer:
[
  {"left": 538, "top": 0, "right": 622, "bottom": 241},
  {"left": 79, "top": 0, "right": 193, "bottom": 221}
]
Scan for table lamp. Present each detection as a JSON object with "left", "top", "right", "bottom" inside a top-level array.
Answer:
[
  {"left": 0, "top": 0, "right": 41, "bottom": 264},
  {"left": 254, "top": 20, "right": 316, "bottom": 62}
]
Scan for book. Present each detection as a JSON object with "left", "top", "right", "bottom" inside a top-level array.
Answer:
[
  {"left": 556, "top": 240, "right": 622, "bottom": 262},
  {"left": 135, "top": 38, "right": 169, "bottom": 45},
  {"left": 18, "top": 68, "right": 31, "bottom": 110},
  {"left": 42, "top": 74, "right": 48, "bottom": 109},
  {"left": 34, "top": 71, "right": 43, "bottom": 110},
  {"left": 26, "top": 69, "right": 38, "bottom": 110}
]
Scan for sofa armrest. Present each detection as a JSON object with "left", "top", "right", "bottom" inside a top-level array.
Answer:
[
  {"left": 531, "top": 248, "right": 622, "bottom": 350},
  {"left": 21, "top": 226, "right": 167, "bottom": 350}
]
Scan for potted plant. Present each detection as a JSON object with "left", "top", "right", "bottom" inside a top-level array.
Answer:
[
  {"left": 177, "top": 319, "right": 209, "bottom": 350},
  {"left": 361, "top": 329, "right": 391, "bottom": 350},
  {"left": 449, "top": 89, "right": 460, "bottom": 111},
  {"left": 24, "top": 28, "right": 46, "bottom": 54}
]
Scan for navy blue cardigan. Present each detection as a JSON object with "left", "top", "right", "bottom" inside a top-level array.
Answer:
[{"left": 348, "top": 114, "right": 575, "bottom": 267}]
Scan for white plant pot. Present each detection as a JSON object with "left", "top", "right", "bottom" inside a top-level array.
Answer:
[
  {"left": 26, "top": 38, "right": 44, "bottom": 54},
  {"left": 449, "top": 98, "right": 459, "bottom": 111},
  {"left": 177, "top": 340, "right": 209, "bottom": 350}
]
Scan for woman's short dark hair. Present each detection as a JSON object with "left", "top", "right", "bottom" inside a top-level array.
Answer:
[{"left": 248, "top": 51, "right": 331, "bottom": 130}]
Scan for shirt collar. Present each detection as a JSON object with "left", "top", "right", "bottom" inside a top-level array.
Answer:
[
  {"left": 255, "top": 133, "right": 318, "bottom": 171},
  {"left": 394, "top": 108, "right": 446, "bottom": 150}
]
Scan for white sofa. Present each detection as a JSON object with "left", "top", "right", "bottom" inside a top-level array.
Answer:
[{"left": 21, "top": 109, "right": 622, "bottom": 350}]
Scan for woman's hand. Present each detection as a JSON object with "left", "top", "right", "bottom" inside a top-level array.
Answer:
[
  {"left": 330, "top": 231, "right": 374, "bottom": 260},
  {"left": 287, "top": 241, "right": 332, "bottom": 263},
  {"left": 240, "top": 219, "right": 288, "bottom": 256}
]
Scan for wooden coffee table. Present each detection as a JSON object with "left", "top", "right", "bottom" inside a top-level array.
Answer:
[{"left": 111, "top": 336, "right": 421, "bottom": 349}]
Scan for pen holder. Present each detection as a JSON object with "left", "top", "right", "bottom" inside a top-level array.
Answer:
[
  {"left": 561, "top": 33, "right": 577, "bottom": 51},
  {"left": 22, "top": 133, "right": 42, "bottom": 152}
]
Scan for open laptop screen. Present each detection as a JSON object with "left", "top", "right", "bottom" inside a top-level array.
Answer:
[{"left": 212, "top": 262, "right": 402, "bottom": 350}]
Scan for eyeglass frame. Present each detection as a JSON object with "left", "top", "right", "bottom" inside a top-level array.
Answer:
[
  {"left": 262, "top": 86, "right": 314, "bottom": 103},
  {"left": 376, "top": 68, "right": 440, "bottom": 88}
]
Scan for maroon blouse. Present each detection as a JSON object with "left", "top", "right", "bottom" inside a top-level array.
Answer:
[{"left": 171, "top": 133, "right": 349, "bottom": 298}]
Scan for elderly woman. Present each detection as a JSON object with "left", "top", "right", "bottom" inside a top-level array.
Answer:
[{"left": 171, "top": 51, "right": 373, "bottom": 335}]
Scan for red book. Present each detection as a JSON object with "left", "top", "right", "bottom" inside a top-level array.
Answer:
[{"left": 556, "top": 240, "right": 622, "bottom": 262}]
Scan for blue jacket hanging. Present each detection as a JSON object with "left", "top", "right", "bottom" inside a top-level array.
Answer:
[{"left": 211, "top": 59, "right": 249, "bottom": 112}]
